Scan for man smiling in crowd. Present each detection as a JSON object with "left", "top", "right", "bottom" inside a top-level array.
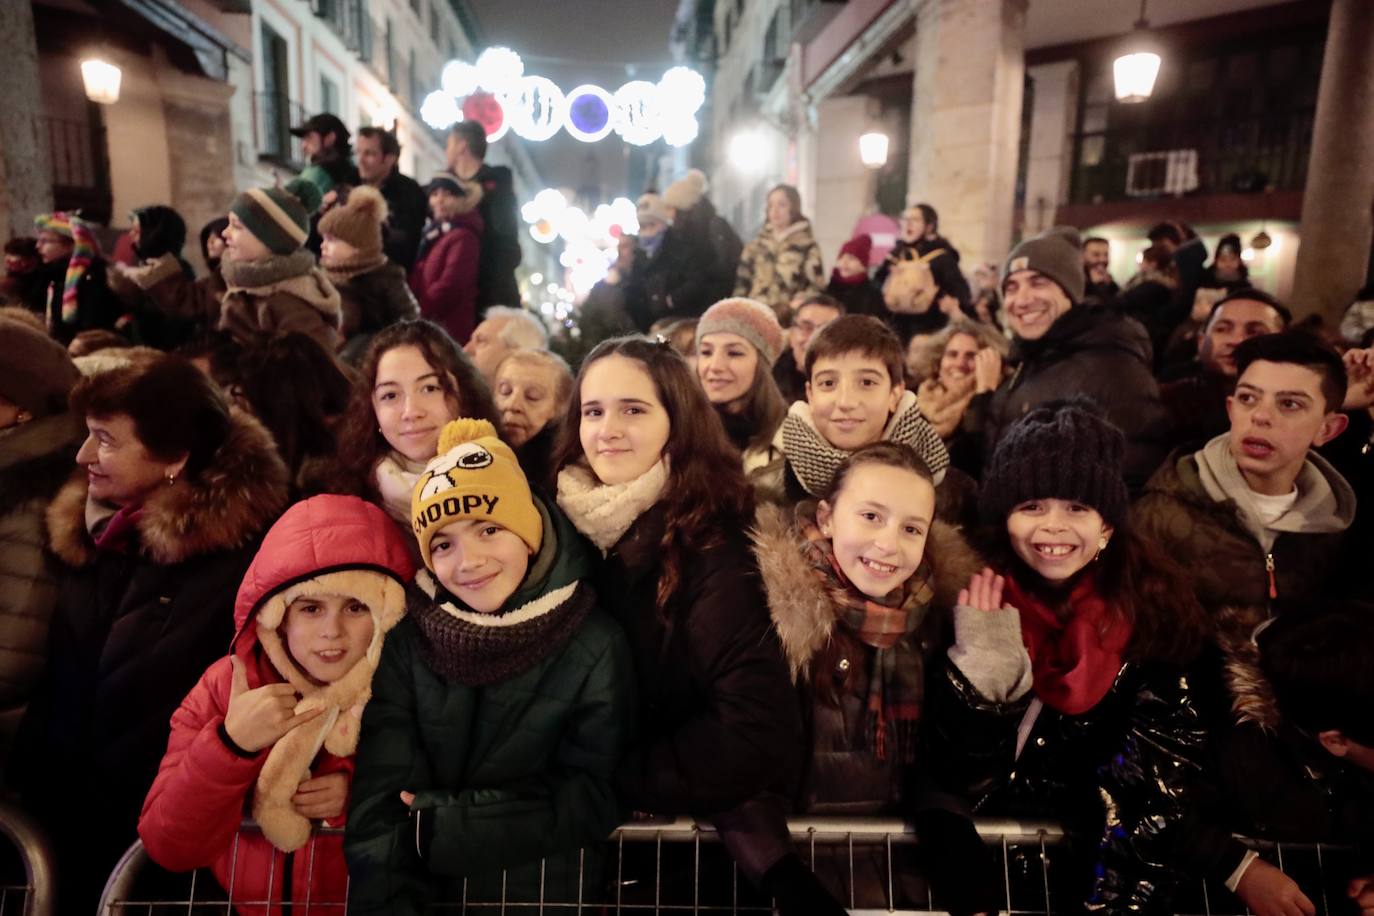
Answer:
[{"left": 971, "top": 226, "right": 1169, "bottom": 486}]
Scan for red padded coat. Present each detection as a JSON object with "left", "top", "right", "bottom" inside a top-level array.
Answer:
[{"left": 138, "top": 495, "right": 413, "bottom": 914}]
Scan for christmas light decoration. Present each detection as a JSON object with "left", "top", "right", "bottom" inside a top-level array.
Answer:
[{"left": 420, "top": 47, "right": 706, "bottom": 147}]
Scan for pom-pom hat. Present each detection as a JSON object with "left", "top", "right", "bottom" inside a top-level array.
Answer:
[
  {"left": 317, "top": 186, "right": 388, "bottom": 260},
  {"left": 411, "top": 419, "right": 543, "bottom": 570}
]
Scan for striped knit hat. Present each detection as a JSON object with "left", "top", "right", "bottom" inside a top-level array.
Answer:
[
  {"left": 228, "top": 178, "right": 322, "bottom": 256},
  {"left": 34, "top": 211, "right": 99, "bottom": 326}
]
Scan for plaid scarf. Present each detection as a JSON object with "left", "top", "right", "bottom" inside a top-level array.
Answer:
[{"left": 796, "top": 503, "right": 935, "bottom": 763}]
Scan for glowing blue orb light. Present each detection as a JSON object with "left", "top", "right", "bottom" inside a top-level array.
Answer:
[{"left": 564, "top": 85, "right": 614, "bottom": 142}]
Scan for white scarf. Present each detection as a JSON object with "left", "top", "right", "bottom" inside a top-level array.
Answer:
[
  {"left": 373, "top": 452, "right": 427, "bottom": 527},
  {"left": 556, "top": 459, "right": 669, "bottom": 552}
]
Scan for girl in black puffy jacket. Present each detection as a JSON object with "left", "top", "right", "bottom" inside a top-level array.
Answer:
[{"left": 917, "top": 401, "right": 1211, "bottom": 915}]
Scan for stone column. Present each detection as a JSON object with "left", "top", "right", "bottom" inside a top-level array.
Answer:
[
  {"left": 1022, "top": 61, "right": 1079, "bottom": 237},
  {"left": 1291, "top": 0, "right": 1374, "bottom": 322},
  {"left": 0, "top": 2, "right": 53, "bottom": 239},
  {"left": 907, "top": 0, "right": 1027, "bottom": 270}
]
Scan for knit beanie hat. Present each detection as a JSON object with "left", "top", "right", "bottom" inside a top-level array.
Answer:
[
  {"left": 663, "top": 168, "right": 708, "bottom": 212},
  {"left": 34, "top": 211, "right": 100, "bottom": 326},
  {"left": 228, "top": 178, "right": 322, "bottom": 256},
  {"left": 33, "top": 212, "right": 74, "bottom": 240},
  {"left": 636, "top": 192, "right": 670, "bottom": 228},
  {"left": 411, "top": 419, "right": 543, "bottom": 571},
  {"left": 839, "top": 233, "right": 873, "bottom": 266},
  {"left": 318, "top": 185, "right": 388, "bottom": 259},
  {"left": 978, "top": 399, "right": 1129, "bottom": 528},
  {"left": 697, "top": 297, "right": 785, "bottom": 365},
  {"left": 0, "top": 317, "right": 78, "bottom": 418},
  {"left": 1001, "top": 225, "right": 1085, "bottom": 304}
]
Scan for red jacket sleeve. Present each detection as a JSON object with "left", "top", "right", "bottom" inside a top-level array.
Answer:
[
  {"left": 424, "top": 230, "right": 479, "bottom": 324},
  {"left": 138, "top": 657, "right": 266, "bottom": 872}
]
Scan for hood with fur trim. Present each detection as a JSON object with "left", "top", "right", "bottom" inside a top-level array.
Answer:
[
  {"left": 1215, "top": 604, "right": 1282, "bottom": 732},
  {"left": 751, "top": 502, "right": 983, "bottom": 681},
  {"left": 46, "top": 408, "right": 289, "bottom": 569}
]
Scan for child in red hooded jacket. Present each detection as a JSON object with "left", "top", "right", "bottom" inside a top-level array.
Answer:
[{"left": 138, "top": 494, "right": 413, "bottom": 914}]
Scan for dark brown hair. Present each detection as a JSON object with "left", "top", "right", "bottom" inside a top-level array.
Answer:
[
  {"left": 709, "top": 348, "right": 787, "bottom": 454},
  {"left": 804, "top": 314, "right": 905, "bottom": 388},
  {"left": 234, "top": 332, "right": 353, "bottom": 482},
  {"left": 978, "top": 515, "right": 1209, "bottom": 666},
  {"left": 553, "top": 335, "right": 755, "bottom": 607},
  {"left": 72, "top": 355, "right": 231, "bottom": 478},
  {"left": 448, "top": 121, "right": 487, "bottom": 161},
  {"left": 813, "top": 441, "right": 938, "bottom": 703},
  {"left": 332, "top": 320, "right": 499, "bottom": 496},
  {"left": 357, "top": 125, "right": 401, "bottom": 158}
]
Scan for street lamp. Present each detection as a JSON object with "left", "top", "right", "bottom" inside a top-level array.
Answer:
[
  {"left": 81, "top": 57, "right": 122, "bottom": 105},
  {"left": 859, "top": 132, "right": 889, "bottom": 169},
  {"left": 728, "top": 128, "right": 768, "bottom": 174},
  {"left": 1113, "top": 0, "right": 1160, "bottom": 104}
]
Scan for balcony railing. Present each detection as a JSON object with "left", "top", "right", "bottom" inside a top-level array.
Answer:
[{"left": 37, "top": 114, "right": 112, "bottom": 225}]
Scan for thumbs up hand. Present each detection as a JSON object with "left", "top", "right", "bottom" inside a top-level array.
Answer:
[{"left": 223, "top": 656, "right": 324, "bottom": 753}]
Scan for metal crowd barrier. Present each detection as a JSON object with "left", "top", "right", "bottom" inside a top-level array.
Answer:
[
  {"left": 76, "top": 816, "right": 1361, "bottom": 915},
  {"left": 0, "top": 798, "right": 54, "bottom": 916}
]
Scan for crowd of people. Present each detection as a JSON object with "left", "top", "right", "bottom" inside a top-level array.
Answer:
[{"left": 2, "top": 109, "right": 1374, "bottom": 916}]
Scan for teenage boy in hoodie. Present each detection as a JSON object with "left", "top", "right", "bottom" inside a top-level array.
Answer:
[
  {"left": 345, "top": 419, "right": 632, "bottom": 914},
  {"left": 1136, "top": 330, "right": 1356, "bottom": 619},
  {"left": 139, "top": 495, "right": 414, "bottom": 912}
]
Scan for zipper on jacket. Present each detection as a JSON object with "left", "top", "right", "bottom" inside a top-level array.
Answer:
[{"left": 1265, "top": 553, "right": 1277, "bottom": 600}]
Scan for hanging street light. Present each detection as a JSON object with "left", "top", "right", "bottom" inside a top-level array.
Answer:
[
  {"left": 1113, "top": 0, "right": 1160, "bottom": 104},
  {"left": 81, "top": 57, "right": 122, "bottom": 105},
  {"left": 859, "top": 132, "right": 889, "bottom": 169}
]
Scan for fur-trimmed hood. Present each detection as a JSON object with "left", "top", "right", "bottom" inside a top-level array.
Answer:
[
  {"left": 751, "top": 502, "right": 983, "bottom": 680},
  {"left": 46, "top": 408, "right": 290, "bottom": 568},
  {"left": 1215, "top": 603, "right": 1282, "bottom": 732}
]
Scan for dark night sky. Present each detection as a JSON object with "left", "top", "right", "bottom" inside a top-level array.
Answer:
[{"left": 465, "top": 0, "right": 682, "bottom": 200}]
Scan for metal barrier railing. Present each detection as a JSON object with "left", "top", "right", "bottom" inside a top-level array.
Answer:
[
  {"left": 0, "top": 798, "right": 53, "bottom": 916},
  {"left": 85, "top": 816, "right": 1362, "bottom": 915}
]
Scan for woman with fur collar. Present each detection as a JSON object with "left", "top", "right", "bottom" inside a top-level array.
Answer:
[
  {"left": 552, "top": 337, "right": 834, "bottom": 915},
  {"left": 139, "top": 495, "right": 413, "bottom": 913},
  {"left": 10, "top": 355, "right": 289, "bottom": 914},
  {"left": 734, "top": 184, "right": 825, "bottom": 318},
  {"left": 751, "top": 442, "right": 980, "bottom": 908},
  {"left": 0, "top": 318, "right": 84, "bottom": 767}
]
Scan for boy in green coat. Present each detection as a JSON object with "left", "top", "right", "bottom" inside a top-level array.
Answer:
[{"left": 344, "top": 419, "right": 634, "bottom": 912}]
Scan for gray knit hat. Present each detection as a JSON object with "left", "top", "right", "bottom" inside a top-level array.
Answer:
[
  {"left": 1001, "top": 225, "right": 1085, "bottom": 304},
  {"left": 979, "top": 398, "right": 1128, "bottom": 528}
]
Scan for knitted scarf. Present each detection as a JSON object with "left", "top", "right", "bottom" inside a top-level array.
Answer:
[
  {"left": 1004, "top": 573, "right": 1132, "bottom": 716},
  {"left": 796, "top": 503, "right": 934, "bottom": 763},
  {"left": 780, "top": 391, "right": 950, "bottom": 497},
  {"left": 373, "top": 452, "right": 427, "bottom": 526},
  {"left": 221, "top": 250, "right": 317, "bottom": 291},
  {"left": 410, "top": 569, "right": 593, "bottom": 686},
  {"left": 556, "top": 460, "right": 669, "bottom": 552},
  {"left": 324, "top": 251, "right": 389, "bottom": 285}
]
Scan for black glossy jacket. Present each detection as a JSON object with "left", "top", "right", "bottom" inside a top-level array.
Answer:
[{"left": 920, "top": 658, "right": 1208, "bottom": 913}]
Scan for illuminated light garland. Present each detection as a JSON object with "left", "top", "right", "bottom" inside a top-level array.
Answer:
[{"left": 420, "top": 47, "right": 705, "bottom": 147}]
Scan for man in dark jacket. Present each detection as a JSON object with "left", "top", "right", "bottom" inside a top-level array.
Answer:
[
  {"left": 446, "top": 121, "right": 521, "bottom": 311},
  {"left": 661, "top": 168, "right": 741, "bottom": 311},
  {"left": 875, "top": 203, "right": 972, "bottom": 315},
  {"left": 356, "top": 126, "right": 427, "bottom": 270},
  {"left": 1082, "top": 236, "right": 1119, "bottom": 301},
  {"left": 967, "top": 226, "right": 1170, "bottom": 485},
  {"left": 1160, "top": 288, "right": 1290, "bottom": 452},
  {"left": 290, "top": 112, "right": 360, "bottom": 197}
]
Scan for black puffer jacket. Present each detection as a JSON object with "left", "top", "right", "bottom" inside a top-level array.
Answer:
[
  {"left": 590, "top": 503, "right": 801, "bottom": 816},
  {"left": 920, "top": 657, "right": 1208, "bottom": 913},
  {"left": 968, "top": 307, "right": 1170, "bottom": 486}
]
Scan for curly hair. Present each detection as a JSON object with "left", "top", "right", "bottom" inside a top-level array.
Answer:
[
  {"left": 910, "top": 318, "right": 1009, "bottom": 386},
  {"left": 331, "top": 320, "right": 499, "bottom": 497},
  {"left": 553, "top": 335, "right": 754, "bottom": 609}
]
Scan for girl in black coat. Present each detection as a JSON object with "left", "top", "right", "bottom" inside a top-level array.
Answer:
[
  {"left": 553, "top": 336, "right": 840, "bottom": 915},
  {"left": 918, "top": 401, "right": 1211, "bottom": 915}
]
